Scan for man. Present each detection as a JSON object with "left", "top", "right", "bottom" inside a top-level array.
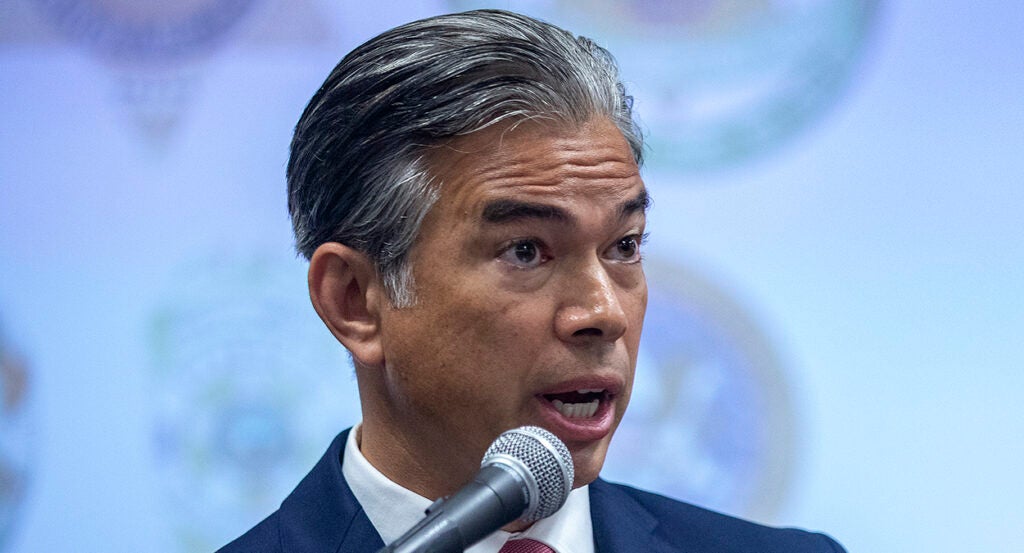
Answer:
[{"left": 220, "top": 9, "right": 845, "bottom": 553}]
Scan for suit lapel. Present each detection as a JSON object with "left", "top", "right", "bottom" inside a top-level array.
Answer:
[
  {"left": 278, "top": 429, "right": 386, "bottom": 553},
  {"left": 589, "top": 479, "right": 678, "bottom": 553},
  {"left": 273, "top": 434, "right": 686, "bottom": 553}
]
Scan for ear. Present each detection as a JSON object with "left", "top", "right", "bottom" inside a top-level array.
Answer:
[{"left": 308, "top": 242, "right": 386, "bottom": 368}]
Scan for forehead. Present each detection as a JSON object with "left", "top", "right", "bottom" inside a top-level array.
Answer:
[{"left": 425, "top": 118, "right": 645, "bottom": 218}]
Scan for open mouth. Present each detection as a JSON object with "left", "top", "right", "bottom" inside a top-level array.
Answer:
[{"left": 542, "top": 388, "right": 608, "bottom": 419}]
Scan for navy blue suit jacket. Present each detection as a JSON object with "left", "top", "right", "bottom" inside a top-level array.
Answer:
[{"left": 218, "top": 429, "right": 845, "bottom": 553}]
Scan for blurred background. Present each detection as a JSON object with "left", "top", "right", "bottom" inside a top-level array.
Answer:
[{"left": 1, "top": 0, "right": 1021, "bottom": 551}]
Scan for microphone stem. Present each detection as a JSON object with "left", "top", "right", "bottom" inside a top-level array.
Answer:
[{"left": 376, "top": 465, "right": 529, "bottom": 553}]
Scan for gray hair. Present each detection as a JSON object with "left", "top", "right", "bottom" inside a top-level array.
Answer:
[{"left": 287, "top": 9, "right": 643, "bottom": 307}]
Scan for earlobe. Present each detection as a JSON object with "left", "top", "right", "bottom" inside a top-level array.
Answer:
[{"left": 307, "top": 243, "right": 385, "bottom": 368}]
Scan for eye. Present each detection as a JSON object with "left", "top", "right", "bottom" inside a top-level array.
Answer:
[
  {"left": 607, "top": 233, "right": 646, "bottom": 262},
  {"left": 498, "top": 239, "right": 548, "bottom": 268}
]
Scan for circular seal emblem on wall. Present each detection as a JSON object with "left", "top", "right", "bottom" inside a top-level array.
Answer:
[
  {"left": 450, "top": 0, "right": 880, "bottom": 172},
  {"left": 148, "top": 255, "right": 359, "bottom": 552},
  {"left": 29, "top": 0, "right": 263, "bottom": 144},
  {"left": 602, "top": 258, "right": 797, "bottom": 521},
  {"left": 32, "top": 0, "right": 258, "bottom": 65}
]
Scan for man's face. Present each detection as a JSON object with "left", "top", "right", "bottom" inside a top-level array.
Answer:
[{"left": 371, "top": 117, "right": 647, "bottom": 493}]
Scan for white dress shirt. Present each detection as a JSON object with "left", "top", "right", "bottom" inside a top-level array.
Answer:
[{"left": 343, "top": 424, "right": 596, "bottom": 553}]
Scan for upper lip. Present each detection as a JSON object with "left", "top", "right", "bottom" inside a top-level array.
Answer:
[{"left": 536, "top": 374, "right": 625, "bottom": 398}]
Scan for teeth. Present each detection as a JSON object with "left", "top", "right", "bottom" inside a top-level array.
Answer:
[
  {"left": 551, "top": 398, "right": 600, "bottom": 418},
  {"left": 577, "top": 388, "right": 605, "bottom": 394}
]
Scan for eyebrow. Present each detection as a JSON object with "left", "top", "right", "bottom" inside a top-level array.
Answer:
[
  {"left": 481, "top": 199, "right": 570, "bottom": 224},
  {"left": 480, "top": 188, "right": 650, "bottom": 226},
  {"left": 619, "top": 188, "right": 651, "bottom": 219}
]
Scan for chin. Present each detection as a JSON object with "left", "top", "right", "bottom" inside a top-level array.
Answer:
[{"left": 569, "top": 440, "right": 611, "bottom": 488}]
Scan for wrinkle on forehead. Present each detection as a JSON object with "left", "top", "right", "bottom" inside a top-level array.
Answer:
[
  {"left": 481, "top": 143, "right": 637, "bottom": 180},
  {"left": 427, "top": 117, "right": 642, "bottom": 207}
]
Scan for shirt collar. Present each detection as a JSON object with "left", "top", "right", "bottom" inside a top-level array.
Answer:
[{"left": 342, "top": 423, "right": 595, "bottom": 553}]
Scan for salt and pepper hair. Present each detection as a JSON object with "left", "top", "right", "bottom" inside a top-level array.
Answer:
[{"left": 287, "top": 9, "right": 643, "bottom": 307}]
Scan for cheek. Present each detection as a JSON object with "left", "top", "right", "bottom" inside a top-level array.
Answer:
[
  {"left": 386, "top": 293, "right": 541, "bottom": 401},
  {"left": 438, "top": 305, "right": 542, "bottom": 378},
  {"left": 426, "top": 274, "right": 546, "bottom": 343},
  {"left": 628, "top": 281, "right": 648, "bottom": 335}
]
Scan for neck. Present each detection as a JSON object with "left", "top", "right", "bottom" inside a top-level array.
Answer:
[
  {"left": 357, "top": 414, "right": 481, "bottom": 500},
  {"left": 355, "top": 423, "right": 536, "bottom": 534}
]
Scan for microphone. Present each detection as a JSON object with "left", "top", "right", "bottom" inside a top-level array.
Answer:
[{"left": 377, "top": 426, "right": 574, "bottom": 553}]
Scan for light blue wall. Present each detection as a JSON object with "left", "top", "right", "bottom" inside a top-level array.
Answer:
[{"left": 1, "top": 1, "right": 1021, "bottom": 551}]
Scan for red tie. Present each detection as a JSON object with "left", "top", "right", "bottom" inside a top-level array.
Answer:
[{"left": 498, "top": 538, "right": 556, "bottom": 553}]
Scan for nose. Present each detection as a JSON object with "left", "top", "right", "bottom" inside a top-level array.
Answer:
[{"left": 554, "top": 259, "right": 630, "bottom": 344}]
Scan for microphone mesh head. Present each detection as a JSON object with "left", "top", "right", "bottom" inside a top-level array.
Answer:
[{"left": 482, "top": 426, "right": 574, "bottom": 522}]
